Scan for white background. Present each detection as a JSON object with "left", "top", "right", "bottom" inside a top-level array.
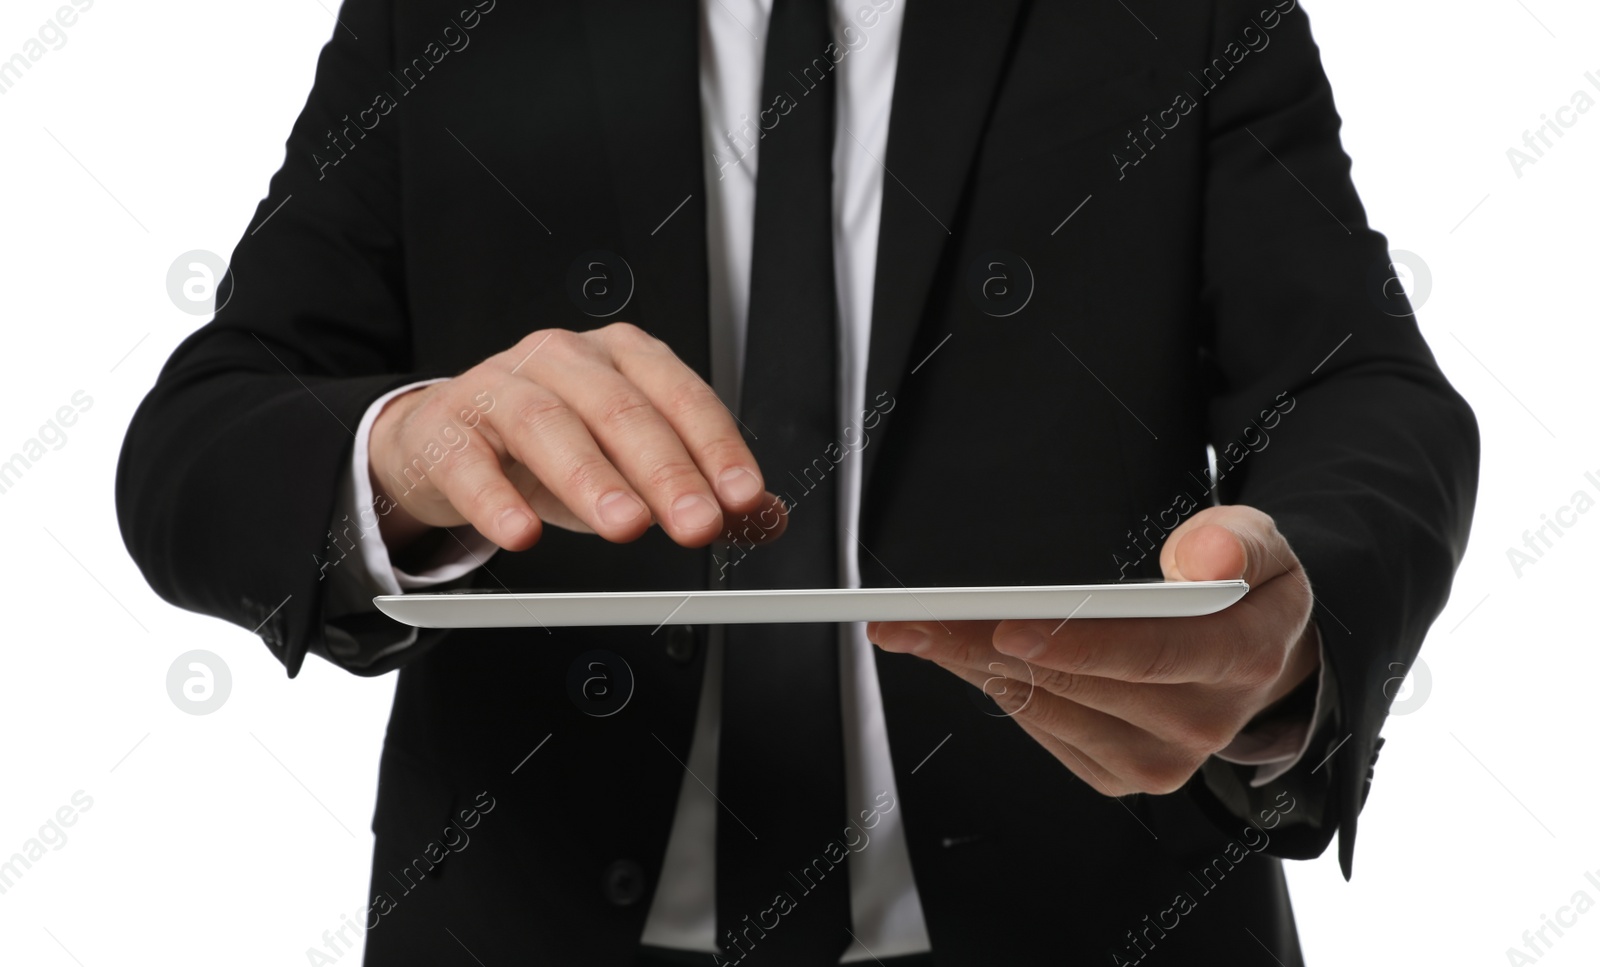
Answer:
[{"left": 0, "top": 1, "right": 1595, "bottom": 964}]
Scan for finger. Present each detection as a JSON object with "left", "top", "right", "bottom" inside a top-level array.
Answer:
[
  {"left": 523, "top": 338, "right": 728, "bottom": 547},
  {"left": 717, "top": 491, "right": 791, "bottom": 547},
  {"left": 878, "top": 627, "right": 1052, "bottom": 717},
  {"left": 938, "top": 661, "right": 1184, "bottom": 795},
  {"left": 867, "top": 620, "right": 996, "bottom": 659},
  {"left": 601, "top": 323, "right": 769, "bottom": 516},
  {"left": 881, "top": 627, "right": 1216, "bottom": 794},
  {"left": 1010, "top": 715, "right": 1194, "bottom": 797},
  {"left": 875, "top": 619, "right": 1185, "bottom": 716},
  {"left": 892, "top": 621, "right": 1229, "bottom": 737},
  {"left": 1011, "top": 717, "right": 1133, "bottom": 796},
  {"left": 1159, "top": 504, "right": 1298, "bottom": 587},
  {"left": 943, "top": 643, "right": 1249, "bottom": 757},
  {"left": 482, "top": 379, "right": 655, "bottom": 543},
  {"left": 419, "top": 428, "right": 544, "bottom": 551},
  {"left": 989, "top": 611, "right": 1261, "bottom": 685},
  {"left": 376, "top": 382, "right": 543, "bottom": 549}
]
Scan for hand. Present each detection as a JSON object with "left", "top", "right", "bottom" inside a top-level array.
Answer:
[
  {"left": 866, "top": 505, "right": 1321, "bottom": 796},
  {"left": 367, "top": 322, "right": 788, "bottom": 554}
]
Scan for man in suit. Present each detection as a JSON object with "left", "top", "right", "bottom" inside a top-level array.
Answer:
[{"left": 117, "top": 0, "right": 1478, "bottom": 963}]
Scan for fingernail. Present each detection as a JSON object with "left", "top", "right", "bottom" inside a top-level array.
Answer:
[
  {"left": 497, "top": 507, "right": 533, "bottom": 539},
  {"left": 597, "top": 490, "right": 646, "bottom": 528},
  {"left": 998, "top": 630, "right": 1047, "bottom": 660},
  {"left": 717, "top": 466, "right": 762, "bottom": 503},
  {"left": 671, "top": 493, "right": 721, "bottom": 531}
]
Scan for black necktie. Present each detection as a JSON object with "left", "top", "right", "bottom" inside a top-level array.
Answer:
[{"left": 715, "top": 0, "right": 851, "bottom": 963}]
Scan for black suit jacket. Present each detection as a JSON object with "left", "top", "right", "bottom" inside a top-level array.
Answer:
[{"left": 117, "top": 0, "right": 1478, "bottom": 963}]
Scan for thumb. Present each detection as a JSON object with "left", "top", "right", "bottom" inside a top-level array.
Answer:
[{"left": 1159, "top": 504, "right": 1298, "bottom": 588}]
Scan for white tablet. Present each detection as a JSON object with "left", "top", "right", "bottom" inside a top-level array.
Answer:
[{"left": 372, "top": 580, "right": 1248, "bottom": 629}]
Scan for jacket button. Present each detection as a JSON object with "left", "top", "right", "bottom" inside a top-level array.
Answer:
[
  {"left": 665, "top": 625, "right": 697, "bottom": 664},
  {"left": 603, "top": 859, "right": 645, "bottom": 906}
]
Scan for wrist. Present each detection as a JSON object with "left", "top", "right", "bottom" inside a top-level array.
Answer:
[
  {"left": 1263, "top": 618, "right": 1323, "bottom": 712},
  {"left": 369, "top": 390, "right": 435, "bottom": 556}
]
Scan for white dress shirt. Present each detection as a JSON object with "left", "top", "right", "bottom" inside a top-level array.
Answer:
[{"left": 325, "top": 0, "right": 1325, "bottom": 960}]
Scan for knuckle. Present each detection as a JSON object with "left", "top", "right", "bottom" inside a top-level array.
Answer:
[
  {"left": 560, "top": 454, "right": 614, "bottom": 498},
  {"left": 515, "top": 393, "right": 572, "bottom": 432},
  {"left": 439, "top": 432, "right": 490, "bottom": 467},
  {"left": 1123, "top": 753, "right": 1199, "bottom": 795},
  {"left": 1033, "top": 666, "right": 1081, "bottom": 699},
  {"left": 1074, "top": 758, "right": 1137, "bottom": 798},
  {"left": 463, "top": 473, "right": 506, "bottom": 512},
  {"left": 516, "top": 327, "right": 565, "bottom": 358},
  {"left": 1243, "top": 505, "right": 1277, "bottom": 533},
  {"left": 1175, "top": 717, "right": 1235, "bottom": 756},
  {"left": 1136, "top": 644, "right": 1184, "bottom": 684},
  {"left": 662, "top": 376, "right": 720, "bottom": 417},
  {"left": 1051, "top": 637, "right": 1095, "bottom": 673},
  {"left": 596, "top": 389, "right": 657, "bottom": 432},
  {"left": 538, "top": 327, "right": 598, "bottom": 365},
  {"left": 941, "top": 632, "right": 980, "bottom": 668},
  {"left": 403, "top": 386, "right": 451, "bottom": 430},
  {"left": 1241, "top": 648, "right": 1285, "bottom": 690},
  {"left": 961, "top": 635, "right": 1008, "bottom": 675},
  {"left": 985, "top": 668, "right": 1036, "bottom": 713},
  {"left": 452, "top": 371, "right": 496, "bottom": 409},
  {"left": 601, "top": 320, "right": 653, "bottom": 350},
  {"left": 698, "top": 432, "right": 754, "bottom": 472},
  {"left": 1074, "top": 770, "right": 1113, "bottom": 795},
  {"left": 1222, "top": 631, "right": 1283, "bottom": 689},
  {"left": 643, "top": 457, "right": 704, "bottom": 494}
]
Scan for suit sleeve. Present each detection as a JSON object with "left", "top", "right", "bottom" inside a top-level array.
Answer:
[
  {"left": 115, "top": 0, "right": 439, "bottom": 677},
  {"left": 1183, "top": 0, "right": 1479, "bottom": 878}
]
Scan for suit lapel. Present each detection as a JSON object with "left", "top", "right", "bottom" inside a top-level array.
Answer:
[
  {"left": 580, "top": 0, "right": 713, "bottom": 378},
  {"left": 860, "top": 0, "right": 1027, "bottom": 499}
]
